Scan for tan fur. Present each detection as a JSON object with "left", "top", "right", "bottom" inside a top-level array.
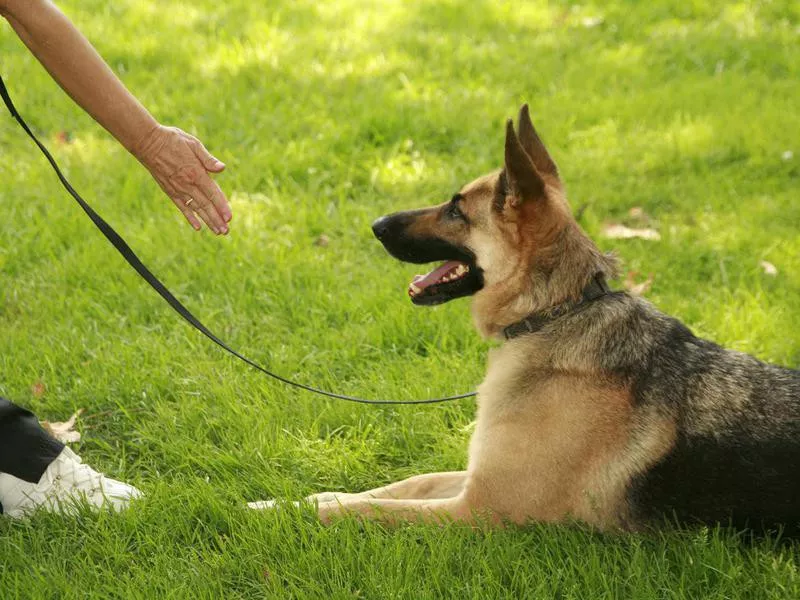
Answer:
[
  {"left": 283, "top": 333, "right": 677, "bottom": 529},
  {"left": 464, "top": 339, "right": 677, "bottom": 528},
  {"left": 250, "top": 107, "right": 672, "bottom": 530}
]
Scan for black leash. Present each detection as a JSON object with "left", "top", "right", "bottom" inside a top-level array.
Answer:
[{"left": 0, "top": 74, "right": 476, "bottom": 405}]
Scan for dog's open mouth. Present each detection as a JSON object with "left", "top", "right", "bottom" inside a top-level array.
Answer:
[{"left": 408, "top": 260, "right": 482, "bottom": 306}]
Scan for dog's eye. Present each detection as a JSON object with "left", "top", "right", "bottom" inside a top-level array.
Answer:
[{"left": 447, "top": 198, "right": 466, "bottom": 221}]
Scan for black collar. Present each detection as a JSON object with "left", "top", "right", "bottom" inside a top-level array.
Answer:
[{"left": 502, "top": 273, "right": 612, "bottom": 341}]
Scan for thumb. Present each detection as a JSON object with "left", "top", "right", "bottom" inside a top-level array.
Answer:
[{"left": 195, "top": 143, "right": 226, "bottom": 173}]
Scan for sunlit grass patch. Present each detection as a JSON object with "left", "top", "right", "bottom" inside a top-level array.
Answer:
[{"left": 1, "top": 0, "right": 798, "bottom": 597}]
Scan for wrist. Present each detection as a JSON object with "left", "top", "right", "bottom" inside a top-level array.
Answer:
[{"left": 129, "top": 121, "right": 164, "bottom": 166}]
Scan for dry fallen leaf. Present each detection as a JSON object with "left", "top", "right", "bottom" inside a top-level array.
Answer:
[
  {"left": 623, "top": 271, "right": 654, "bottom": 296},
  {"left": 42, "top": 409, "right": 84, "bottom": 444},
  {"left": 759, "top": 260, "right": 778, "bottom": 276},
  {"left": 602, "top": 223, "right": 661, "bottom": 241},
  {"left": 55, "top": 130, "right": 73, "bottom": 145}
]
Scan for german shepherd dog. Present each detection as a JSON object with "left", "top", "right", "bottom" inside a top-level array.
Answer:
[{"left": 251, "top": 106, "right": 800, "bottom": 532}]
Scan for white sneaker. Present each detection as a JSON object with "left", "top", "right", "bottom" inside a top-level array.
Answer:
[{"left": 0, "top": 447, "right": 141, "bottom": 518}]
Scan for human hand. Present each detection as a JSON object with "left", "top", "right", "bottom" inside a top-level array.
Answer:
[{"left": 134, "top": 125, "right": 231, "bottom": 234}]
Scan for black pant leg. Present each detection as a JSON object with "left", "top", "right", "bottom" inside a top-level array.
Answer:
[{"left": 0, "top": 397, "right": 64, "bottom": 483}]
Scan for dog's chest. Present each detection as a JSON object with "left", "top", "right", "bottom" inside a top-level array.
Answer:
[
  {"left": 466, "top": 342, "right": 645, "bottom": 525},
  {"left": 468, "top": 340, "right": 683, "bottom": 528}
]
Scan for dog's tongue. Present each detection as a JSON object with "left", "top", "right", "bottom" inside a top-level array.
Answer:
[{"left": 411, "top": 260, "right": 464, "bottom": 291}]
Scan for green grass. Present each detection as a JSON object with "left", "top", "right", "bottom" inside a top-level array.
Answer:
[{"left": 1, "top": 0, "right": 799, "bottom": 597}]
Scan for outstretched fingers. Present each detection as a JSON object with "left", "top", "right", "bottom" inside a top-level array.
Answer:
[
  {"left": 174, "top": 194, "right": 203, "bottom": 231},
  {"left": 187, "top": 183, "right": 227, "bottom": 234},
  {"left": 136, "top": 125, "right": 231, "bottom": 235}
]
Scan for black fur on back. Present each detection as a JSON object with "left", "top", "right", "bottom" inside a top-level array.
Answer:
[{"left": 616, "top": 301, "right": 800, "bottom": 532}]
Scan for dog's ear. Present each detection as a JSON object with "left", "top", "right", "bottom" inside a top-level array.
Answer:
[
  {"left": 517, "top": 104, "right": 558, "bottom": 179},
  {"left": 504, "top": 119, "right": 546, "bottom": 207}
]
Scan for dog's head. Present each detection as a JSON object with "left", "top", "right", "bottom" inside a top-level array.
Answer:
[{"left": 373, "top": 105, "right": 601, "bottom": 335}]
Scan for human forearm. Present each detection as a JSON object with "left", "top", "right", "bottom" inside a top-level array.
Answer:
[
  {"left": 3, "top": 0, "right": 231, "bottom": 234},
  {"left": 3, "top": 0, "right": 158, "bottom": 156}
]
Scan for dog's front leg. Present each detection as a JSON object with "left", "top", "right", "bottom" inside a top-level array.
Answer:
[
  {"left": 315, "top": 494, "right": 490, "bottom": 526},
  {"left": 305, "top": 470, "right": 468, "bottom": 505},
  {"left": 312, "top": 472, "right": 497, "bottom": 526},
  {"left": 247, "top": 471, "right": 469, "bottom": 511}
]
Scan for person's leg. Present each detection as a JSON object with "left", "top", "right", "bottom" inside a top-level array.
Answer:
[
  {"left": 0, "top": 397, "right": 141, "bottom": 518},
  {"left": 0, "top": 397, "right": 64, "bottom": 483}
]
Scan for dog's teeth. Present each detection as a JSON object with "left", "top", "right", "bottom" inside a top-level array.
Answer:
[{"left": 435, "top": 265, "right": 470, "bottom": 286}]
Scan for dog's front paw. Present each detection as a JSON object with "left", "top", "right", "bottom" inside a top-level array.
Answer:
[
  {"left": 247, "top": 499, "right": 278, "bottom": 510},
  {"left": 305, "top": 491, "right": 352, "bottom": 504},
  {"left": 248, "top": 498, "right": 302, "bottom": 510},
  {"left": 248, "top": 492, "right": 354, "bottom": 511}
]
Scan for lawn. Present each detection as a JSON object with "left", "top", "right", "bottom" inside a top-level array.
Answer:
[{"left": 1, "top": 0, "right": 798, "bottom": 597}]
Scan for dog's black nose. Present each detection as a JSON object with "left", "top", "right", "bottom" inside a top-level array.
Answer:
[{"left": 371, "top": 216, "right": 391, "bottom": 240}]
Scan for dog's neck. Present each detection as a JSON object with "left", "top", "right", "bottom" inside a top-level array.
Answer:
[
  {"left": 501, "top": 273, "right": 611, "bottom": 340},
  {"left": 472, "top": 223, "right": 618, "bottom": 339}
]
